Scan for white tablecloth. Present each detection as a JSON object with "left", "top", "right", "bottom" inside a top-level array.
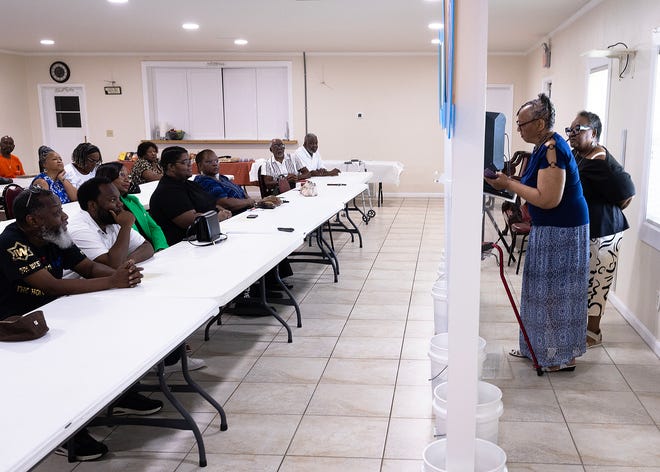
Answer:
[
  {"left": 248, "top": 159, "right": 403, "bottom": 185},
  {"left": 323, "top": 160, "right": 404, "bottom": 185}
]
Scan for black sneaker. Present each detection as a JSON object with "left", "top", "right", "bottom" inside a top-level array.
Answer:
[
  {"left": 112, "top": 391, "right": 163, "bottom": 416},
  {"left": 55, "top": 429, "right": 108, "bottom": 462}
]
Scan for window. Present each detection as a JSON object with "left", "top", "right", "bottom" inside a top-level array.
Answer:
[
  {"left": 641, "top": 48, "right": 660, "bottom": 250},
  {"left": 54, "top": 96, "right": 81, "bottom": 128},
  {"left": 143, "top": 61, "right": 292, "bottom": 140},
  {"left": 586, "top": 62, "right": 610, "bottom": 144}
]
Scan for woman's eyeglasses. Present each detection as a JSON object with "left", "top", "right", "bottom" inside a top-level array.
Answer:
[{"left": 565, "top": 125, "right": 592, "bottom": 136}]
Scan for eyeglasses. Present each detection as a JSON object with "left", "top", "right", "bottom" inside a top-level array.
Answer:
[
  {"left": 272, "top": 143, "right": 285, "bottom": 148},
  {"left": 565, "top": 125, "right": 592, "bottom": 136},
  {"left": 86, "top": 157, "right": 101, "bottom": 166},
  {"left": 25, "top": 185, "right": 48, "bottom": 209},
  {"left": 516, "top": 118, "right": 539, "bottom": 129}
]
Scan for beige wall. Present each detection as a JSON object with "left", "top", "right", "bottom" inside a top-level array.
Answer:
[
  {"left": 0, "top": 53, "right": 33, "bottom": 167},
  {"left": 486, "top": 54, "right": 528, "bottom": 153},
  {"left": 489, "top": 0, "right": 660, "bottom": 347},
  {"left": 10, "top": 52, "right": 442, "bottom": 194}
]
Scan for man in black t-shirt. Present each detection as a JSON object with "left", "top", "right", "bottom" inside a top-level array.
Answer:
[
  {"left": 0, "top": 188, "right": 143, "bottom": 319},
  {"left": 149, "top": 146, "right": 232, "bottom": 245},
  {"left": 0, "top": 187, "right": 160, "bottom": 462}
]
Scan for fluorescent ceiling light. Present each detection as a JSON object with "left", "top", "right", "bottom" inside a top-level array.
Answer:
[
  {"left": 234, "top": 39, "right": 248, "bottom": 46},
  {"left": 107, "top": 0, "right": 128, "bottom": 3},
  {"left": 182, "top": 23, "right": 200, "bottom": 30},
  {"left": 40, "top": 39, "right": 55, "bottom": 45},
  {"left": 428, "top": 22, "right": 443, "bottom": 30},
  {"left": 431, "top": 38, "right": 441, "bottom": 45}
]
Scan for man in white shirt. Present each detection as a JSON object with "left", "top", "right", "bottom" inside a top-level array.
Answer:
[
  {"left": 68, "top": 177, "right": 154, "bottom": 268},
  {"left": 260, "top": 138, "right": 311, "bottom": 190},
  {"left": 293, "top": 133, "right": 340, "bottom": 176}
]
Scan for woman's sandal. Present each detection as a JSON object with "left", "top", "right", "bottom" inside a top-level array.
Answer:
[
  {"left": 542, "top": 362, "right": 576, "bottom": 373},
  {"left": 508, "top": 348, "right": 527, "bottom": 358},
  {"left": 586, "top": 330, "right": 602, "bottom": 349}
]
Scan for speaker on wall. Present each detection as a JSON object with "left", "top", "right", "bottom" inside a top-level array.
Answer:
[{"left": 484, "top": 111, "right": 506, "bottom": 171}]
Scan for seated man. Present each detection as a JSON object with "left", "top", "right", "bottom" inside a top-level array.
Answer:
[
  {"left": 260, "top": 138, "right": 311, "bottom": 190},
  {"left": 293, "top": 133, "right": 340, "bottom": 176},
  {"left": 0, "top": 135, "right": 26, "bottom": 178},
  {"left": 0, "top": 187, "right": 157, "bottom": 462},
  {"left": 150, "top": 146, "right": 232, "bottom": 245},
  {"left": 193, "top": 149, "right": 281, "bottom": 215},
  {"left": 68, "top": 177, "right": 154, "bottom": 268}
]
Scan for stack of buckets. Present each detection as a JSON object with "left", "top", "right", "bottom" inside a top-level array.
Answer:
[{"left": 423, "top": 256, "right": 508, "bottom": 472}]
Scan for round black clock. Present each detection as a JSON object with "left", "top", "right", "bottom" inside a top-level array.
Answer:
[{"left": 49, "top": 61, "right": 70, "bottom": 83}]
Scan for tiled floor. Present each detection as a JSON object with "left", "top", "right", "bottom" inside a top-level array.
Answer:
[{"left": 35, "top": 198, "right": 660, "bottom": 471}]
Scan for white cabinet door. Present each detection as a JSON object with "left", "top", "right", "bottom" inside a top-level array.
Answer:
[
  {"left": 153, "top": 69, "right": 189, "bottom": 135},
  {"left": 256, "top": 67, "right": 288, "bottom": 139},
  {"left": 188, "top": 70, "right": 224, "bottom": 139},
  {"left": 223, "top": 68, "right": 258, "bottom": 139}
]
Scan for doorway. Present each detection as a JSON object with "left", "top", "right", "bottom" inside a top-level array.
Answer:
[{"left": 38, "top": 85, "right": 89, "bottom": 165}]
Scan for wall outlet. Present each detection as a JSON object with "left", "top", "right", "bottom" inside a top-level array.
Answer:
[
  {"left": 106, "top": 129, "right": 114, "bottom": 137},
  {"left": 656, "top": 290, "right": 660, "bottom": 312}
]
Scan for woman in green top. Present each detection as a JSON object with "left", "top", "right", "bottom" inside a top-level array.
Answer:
[{"left": 96, "top": 162, "right": 169, "bottom": 252}]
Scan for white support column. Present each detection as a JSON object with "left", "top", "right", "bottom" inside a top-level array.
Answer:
[{"left": 444, "top": 0, "right": 489, "bottom": 470}]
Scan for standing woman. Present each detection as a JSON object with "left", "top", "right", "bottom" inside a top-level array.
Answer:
[
  {"left": 130, "top": 141, "right": 162, "bottom": 186},
  {"left": 568, "top": 111, "right": 635, "bottom": 348},
  {"left": 64, "top": 142, "right": 102, "bottom": 188},
  {"left": 32, "top": 146, "right": 77, "bottom": 203},
  {"left": 486, "top": 93, "right": 590, "bottom": 372}
]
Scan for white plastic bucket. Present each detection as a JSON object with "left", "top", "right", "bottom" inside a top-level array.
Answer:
[
  {"left": 428, "top": 334, "right": 487, "bottom": 396},
  {"left": 432, "top": 381, "right": 504, "bottom": 443},
  {"left": 431, "top": 282, "right": 448, "bottom": 334},
  {"left": 422, "top": 438, "right": 508, "bottom": 472}
]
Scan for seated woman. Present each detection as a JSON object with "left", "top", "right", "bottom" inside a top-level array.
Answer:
[
  {"left": 130, "top": 141, "right": 163, "bottom": 186},
  {"left": 64, "top": 142, "right": 102, "bottom": 188},
  {"left": 32, "top": 145, "right": 77, "bottom": 203},
  {"left": 95, "top": 162, "right": 168, "bottom": 252}
]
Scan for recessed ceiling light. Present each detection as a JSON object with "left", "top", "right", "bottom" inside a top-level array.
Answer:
[
  {"left": 107, "top": 0, "right": 128, "bottom": 3},
  {"left": 428, "top": 22, "right": 443, "bottom": 30},
  {"left": 234, "top": 39, "right": 248, "bottom": 46},
  {"left": 182, "top": 23, "right": 199, "bottom": 30},
  {"left": 431, "top": 38, "right": 441, "bottom": 45},
  {"left": 40, "top": 39, "right": 55, "bottom": 45}
]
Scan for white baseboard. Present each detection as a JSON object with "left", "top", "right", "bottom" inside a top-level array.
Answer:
[
  {"left": 385, "top": 192, "right": 445, "bottom": 198},
  {"left": 609, "top": 293, "right": 660, "bottom": 357}
]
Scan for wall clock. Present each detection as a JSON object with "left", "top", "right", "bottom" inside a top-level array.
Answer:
[{"left": 49, "top": 61, "right": 70, "bottom": 83}]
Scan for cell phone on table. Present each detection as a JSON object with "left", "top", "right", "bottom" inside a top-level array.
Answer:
[{"left": 246, "top": 214, "right": 258, "bottom": 219}]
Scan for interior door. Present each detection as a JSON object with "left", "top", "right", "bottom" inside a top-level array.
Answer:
[{"left": 39, "top": 85, "right": 89, "bottom": 165}]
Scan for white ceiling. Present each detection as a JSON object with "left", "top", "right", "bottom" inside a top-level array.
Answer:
[{"left": 0, "top": 0, "right": 592, "bottom": 55}]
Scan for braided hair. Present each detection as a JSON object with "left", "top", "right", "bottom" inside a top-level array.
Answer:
[
  {"left": 71, "top": 142, "right": 102, "bottom": 169},
  {"left": 517, "top": 93, "right": 555, "bottom": 130},
  {"left": 37, "top": 145, "right": 54, "bottom": 172}
]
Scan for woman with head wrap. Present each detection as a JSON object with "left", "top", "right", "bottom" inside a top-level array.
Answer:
[
  {"left": 31, "top": 145, "right": 78, "bottom": 203},
  {"left": 64, "top": 142, "right": 102, "bottom": 188}
]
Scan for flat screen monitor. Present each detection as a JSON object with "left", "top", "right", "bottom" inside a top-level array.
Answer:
[{"left": 484, "top": 111, "right": 506, "bottom": 171}]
